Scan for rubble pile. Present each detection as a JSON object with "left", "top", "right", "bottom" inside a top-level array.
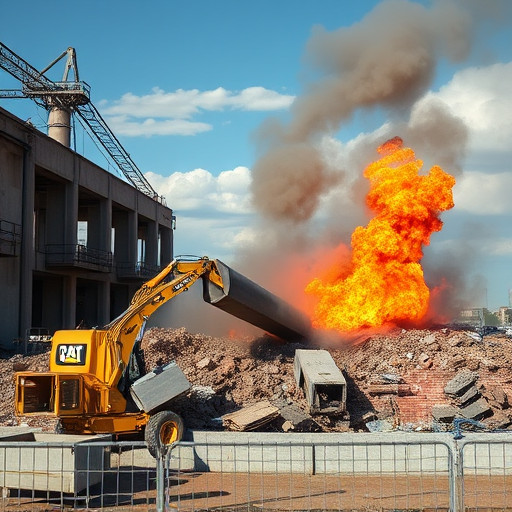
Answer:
[{"left": 1, "top": 326, "right": 511, "bottom": 434}]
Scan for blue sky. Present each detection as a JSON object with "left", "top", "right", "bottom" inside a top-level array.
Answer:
[{"left": 1, "top": 0, "right": 512, "bottom": 316}]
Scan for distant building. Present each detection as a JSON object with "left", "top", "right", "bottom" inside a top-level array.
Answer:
[
  {"left": 498, "top": 307, "right": 512, "bottom": 326},
  {"left": 457, "top": 307, "right": 501, "bottom": 327},
  {"left": 457, "top": 308, "right": 484, "bottom": 327},
  {"left": 0, "top": 106, "right": 174, "bottom": 347}
]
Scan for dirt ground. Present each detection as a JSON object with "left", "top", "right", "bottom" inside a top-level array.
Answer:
[{"left": 2, "top": 325, "right": 512, "bottom": 434}]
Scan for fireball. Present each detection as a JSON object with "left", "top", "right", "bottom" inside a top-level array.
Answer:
[{"left": 306, "top": 137, "right": 456, "bottom": 332}]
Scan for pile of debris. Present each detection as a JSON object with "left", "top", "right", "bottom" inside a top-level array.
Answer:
[{"left": 1, "top": 326, "right": 511, "bottom": 434}]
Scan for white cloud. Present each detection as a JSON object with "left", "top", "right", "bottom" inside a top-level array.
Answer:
[
  {"left": 487, "top": 238, "right": 512, "bottom": 256},
  {"left": 101, "top": 86, "right": 295, "bottom": 137},
  {"left": 140, "top": 63, "right": 512, "bottom": 273},
  {"left": 146, "top": 166, "right": 253, "bottom": 215},
  {"left": 145, "top": 166, "right": 255, "bottom": 259},
  {"left": 433, "top": 62, "right": 512, "bottom": 152},
  {"left": 107, "top": 115, "right": 211, "bottom": 136},
  {"left": 453, "top": 171, "right": 512, "bottom": 215}
]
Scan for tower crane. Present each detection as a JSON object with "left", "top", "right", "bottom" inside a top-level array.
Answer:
[{"left": 0, "top": 41, "right": 161, "bottom": 201}]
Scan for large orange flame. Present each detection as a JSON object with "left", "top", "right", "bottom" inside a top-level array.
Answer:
[{"left": 306, "top": 137, "right": 456, "bottom": 332}]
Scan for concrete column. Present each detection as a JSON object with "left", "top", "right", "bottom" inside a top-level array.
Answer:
[
  {"left": 19, "top": 140, "right": 35, "bottom": 339},
  {"left": 128, "top": 211, "right": 138, "bottom": 264},
  {"left": 64, "top": 180, "right": 79, "bottom": 246},
  {"left": 145, "top": 220, "right": 158, "bottom": 266},
  {"left": 113, "top": 210, "right": 137, "bottom": 265},
  {"left": 88, "top": 198, "right": 111, "bottom": 252},
  {"left": 160, "top": 226, "right": 173, "bottom": 266},
  {"left": 101, "top": 197, "right": 112, "bottom": 253},
  {"left": 97, "top": 280, "right": 110, "bottom": 327},
  {"left": 62, "top": 275, "right": 76, "bottom": 329}
]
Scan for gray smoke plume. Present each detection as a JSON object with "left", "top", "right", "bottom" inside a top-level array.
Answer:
[{"left": 250, "top": 0, "right": 472, "bottom": 224}]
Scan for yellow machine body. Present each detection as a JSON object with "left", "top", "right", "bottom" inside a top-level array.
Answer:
[
  {"left": 14, "top": 256, "right": 310, "bottom": 436},
  {"left": 14, "top": 258, "right": 223, "bottom": 435}
]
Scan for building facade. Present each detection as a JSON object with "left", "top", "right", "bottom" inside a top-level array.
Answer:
[{"left": 0, "top": 106, "right": 174, "bottom": 347}]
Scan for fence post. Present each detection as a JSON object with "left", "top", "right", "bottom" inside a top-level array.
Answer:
[
  {"left": 450, "top": 438, "right": 464, "bottom": 512},
  {"left": 156, "top": 451, "right": 166, "bottom": 512}
]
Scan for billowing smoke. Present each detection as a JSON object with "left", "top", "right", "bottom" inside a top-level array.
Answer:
[
  {"left": 250, "top": 0, "right": 472, "bottom": 225},
  {"left": 236, "top": 0, "right": 494, "bottom": 328}
]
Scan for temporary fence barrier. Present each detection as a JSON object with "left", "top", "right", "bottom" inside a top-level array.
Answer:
[
  {"left": 165, "top": 437, "right": 454, "bottom": 511},
  {"left": 0, "top": 432, "right": 510, "bottom": 511}
]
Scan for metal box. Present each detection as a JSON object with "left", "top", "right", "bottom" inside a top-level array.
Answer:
[
  {"left": 294, "top": 349, "right": 347, "bottom": 415},
  {"left": 130, "top": 361, "right": 191, "bottom": 413}
]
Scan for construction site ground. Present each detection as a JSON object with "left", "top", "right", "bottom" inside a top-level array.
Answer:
[{"left": 2, "top": 326, "right": 512, "bottom": 434}]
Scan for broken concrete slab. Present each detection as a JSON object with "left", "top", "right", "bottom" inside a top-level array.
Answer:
[
  {"left": 294, "top": 349, "right": 347, "bottom": 415},
  {"left": 460, "top": 397, "right": 492, "bottom": 421},
  {"left": 275, "top": 401, "right": 321, "bottom": 432},
  {"left": 456, "top": 385, "right": 480, "bottom": 406},
  {"left": 487, "top": 387, "right": 509, "bottom": 409},
  {"left": 366, "top": 419, "right": 394, "bottom": 432},
  {"left": 444, "top": 371, "right": 479, "bottom": 397},
  {"left": 432, "top": 404, "right": 458, "bottom": 423}
]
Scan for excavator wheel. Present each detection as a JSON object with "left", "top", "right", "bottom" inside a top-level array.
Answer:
[{"left": 145, "top": 410, "right": 184, "bottom": 458}]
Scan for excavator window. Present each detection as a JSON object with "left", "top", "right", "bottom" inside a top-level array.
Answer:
[
  {"left": 18, "top": 375, "right": 54, "bottom": 414},
  {"left": 59, "top": 378, "right": 81, "bottom": 411}
]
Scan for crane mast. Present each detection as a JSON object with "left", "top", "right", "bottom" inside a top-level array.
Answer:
[{"left": 0, "top": 41, "right": 160, "bottom": 201}]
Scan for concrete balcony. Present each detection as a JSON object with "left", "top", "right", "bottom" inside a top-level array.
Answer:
[{"left": 45, "top": 244, "right": 112, "bottom": 272}]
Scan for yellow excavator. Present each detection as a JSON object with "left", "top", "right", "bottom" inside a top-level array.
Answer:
[{"left": 14, "top": 257, "right": 310, "bottom": 456}]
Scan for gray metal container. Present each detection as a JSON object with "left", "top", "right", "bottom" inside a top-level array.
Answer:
[{"left": 130, "top": 362, "right": 191, "bottom": 413}]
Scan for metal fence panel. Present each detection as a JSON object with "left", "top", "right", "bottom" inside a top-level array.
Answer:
[
  {"left": 460, "top": 438, "right": 512, "bottom": 511},
  {"left": 0, "top": 433, "right": 511, "bottom": 511},
  {"left": 0, "top": 440, "right": 157, "bottom": 511},
  {"left": 166, "top": 439, "right": 453, "bottom": 511}
]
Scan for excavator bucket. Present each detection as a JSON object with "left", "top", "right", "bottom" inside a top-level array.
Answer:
[{"left": 202, "top": 260, "right": 311, "bottom": 341}]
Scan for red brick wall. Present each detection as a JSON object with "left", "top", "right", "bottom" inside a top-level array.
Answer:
[{"left": 393, "top": 368, "right": 512, "bottom": 425}]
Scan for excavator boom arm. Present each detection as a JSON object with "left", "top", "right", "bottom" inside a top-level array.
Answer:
[{"left": 104, "top": 257, "right": 222, "bottom": 387}]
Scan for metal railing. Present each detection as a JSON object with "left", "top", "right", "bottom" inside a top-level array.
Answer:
[
  {"left": 116, "top": 261, "right": 161, "bottom": 280},
  {"left": 0, "top": 219, "right": 21, "bottom": 256},
  {"left": 45, "top": 243, "right": 113, "bottom": 272},
  {"left": 0, "top": 433, "right": 510, "bottom": 511}
]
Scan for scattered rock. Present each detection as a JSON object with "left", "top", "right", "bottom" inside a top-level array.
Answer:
[
  {"left": 456, "top": 386, "right": 480, "bottom": 406},
  {"left": 3, "top": 326, "right": 512, "bottom": 434},
  {"left": 487, "top": 387, "right": 508, "bottom": 409},
  {"left": 418, "top": 353, "right": 432, "bottom": 369},
  {"left": 273, "top": 400, "right": 321, "bottom": 432},
  {"left": 432, "top": 404, "right": 458, "bottom": 422},
  {"left": 423, "top": 334, "right": 436, "bottom": 345},
  {"left": 366, "top": 419, "right": 394, "bottom": 432},
  {"left": 459, "top": 398, "right": 492, "bottom": 421},
  {"left": 444, "top": 371, "right": 479, "bottom": 397}
]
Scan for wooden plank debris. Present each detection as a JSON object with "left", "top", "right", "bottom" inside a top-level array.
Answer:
[{"left": 222, "top": 400, "right": 279, "bottom": 431}]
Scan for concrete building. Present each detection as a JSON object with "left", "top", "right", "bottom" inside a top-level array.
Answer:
[
  {"left": 498, "top": 307, "right": 512, "bottom": 326},
  {"left": 0, "top": 106, "right": 174, "bottom": 347}
]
